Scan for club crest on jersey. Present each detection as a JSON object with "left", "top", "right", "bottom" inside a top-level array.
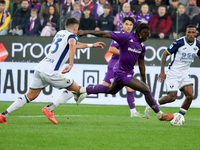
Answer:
[{"left": 130, "top": 39, "right": 133, "bottom": 42}]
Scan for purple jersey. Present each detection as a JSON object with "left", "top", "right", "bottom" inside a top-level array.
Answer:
[
  {"left": 110, "top": 31, "right": 146, "bottom": 73},
  {"left": 108, "top": 40, "right": 119, "bottom": 69}
]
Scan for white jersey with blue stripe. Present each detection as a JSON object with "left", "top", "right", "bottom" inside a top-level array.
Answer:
[
  {"left": 35, "top": 30, "right": 78, "bottom": 75},
  {"left": 166, "top": 36, "right": 200, "bottom": 77}
]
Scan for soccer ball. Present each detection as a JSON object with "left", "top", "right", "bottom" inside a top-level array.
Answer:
[{"left": 170, "top": 113, "right": 185, "bottom": 126}]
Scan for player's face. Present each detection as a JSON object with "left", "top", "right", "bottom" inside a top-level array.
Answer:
[
  {"left": 0, "top": 3, "right": 5, "bottom": 12},
  {"left": 185, "top": 27, "right": 197, "bottom": 43},
  {"left": 139, "top": 30, "right": 150, "bottom": 42},
  {"left": 31, "top": 11, "right": 37, "bottom": 18},
  {"left": 74, "top": 24, "right": 79, "bottom": 34},
  {"left": 122, "top": 20, "right": 133, "bottom": 33}
]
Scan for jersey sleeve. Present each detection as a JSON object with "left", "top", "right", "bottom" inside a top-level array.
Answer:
[
  {"left": 110, "top": 40, "right": 119, "bottom": 48},
  {"left": 166, "top": 39, "right": 183, "bottom": 55},
  {"left": 196, "top": 39, "right": 200, "bottom": 57},
  {"left": 139, "top": 43, "right": 146, "bottom": 60},
  {"left": 68, "top": 34, "right": 78, "bottom": 43},
  {"left": 110, "top": 31, "right": 128, "bottom": 45}
]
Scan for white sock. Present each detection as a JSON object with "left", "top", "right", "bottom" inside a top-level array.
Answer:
[
  {"left": 80, "top": 87, "right": 86, "bottom": 93},
  {"left": 156, "top": 111, "right": 163, "bottom": 119},
  {"left": 7, "top": 95, "right": 30, "bottom": 115},
  {"left": 53, "top": 90, "right": 73, "bottom": 107},
  {"left": 157, "top": 99, "right": 160, "bottom": 105},
  {"left": 130, "top": 108, "right": 137, "bottom": 115}
]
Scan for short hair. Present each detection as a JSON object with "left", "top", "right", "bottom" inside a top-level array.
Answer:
[
  {"left": 31, "top": 9, "right": 38, "bottom": 13},
  {"left": 103, "top": 3, "right": 111, "bottom": 9},
  {"left": 65, "top": 18, "right": 79, "bottom": 27},
  {"left": 83, "top": 6, "right": 90, "bottom": 11},
  {"left": 0, "top": 0, "right": 5, "bottom": 4},
  {"left": 123, "top": 17, "right": 135, "bottom": 24},
  {"left": 186, "top": 24, "right": 197, "bottom": 30},
  {"left": 73, "top": 1, "right": 80, "bottom": 7}
]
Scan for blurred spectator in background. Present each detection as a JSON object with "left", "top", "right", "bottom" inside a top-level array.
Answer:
[
  {"left": 185, "top": 0, "right": 200, "bottom": 20},
  {"left": 149, "top": 5, "right": 172, "bottom": 39},
  {"left": 113, "top": 2, "right": 135, "bottom": 31},
  {"left": 79, "top": 6, "right": 96, "bottom": 30},
  {"left": 62, "top": 2, "right": 81, "bottom": 29},
  {"left": 95, "top": 3, "right": 114, "bottom": 31},
  {"left": 190, "top": 9, "right": 200, "bottom": 38},
  {"left": 80, "top": 0, "right": 93, "bottom": 11},
  {"left": 28, "top": 0, "right": 41, "bottom": 12},
  {"left": 9, "top": 0, "right": 30, "bottom": 35},
  {"left": 167, "top": 0, "right": 179, "bottom": 22},
  {"left": 135, "top": 3, "right": 153, "bottom": 24},
  {"left": 40, "top": 5, "right": 59, "bottom": 36},
  {"left": 9, "top": 0, "right": 22, "bottom": 17},
  {"left": 131, "top": 0, "right": 146, "bottom": 14},
  {"left": 170, "top": 3, "right": 190, "bottom": 39},
  {"left": 0, "top": 0, "right": 11, "bottom": 35},
  {"left": 92, "top": 0, "right": 112, "bottom": 21},
  {"left": 39, "top": 0, "right": 59, "bottom": 22},
  {"left": 4, "top": 0, "right": 9, "bottom": 10},
  {"left": 146, "top": 0, "right": 155, "bottom": 5},
  {"left": 150, "top": 0, "right": 166, "bottom": 15},
  {"left": 112, "top": 0, "right": 127, "bottom": 16},
  {"left": 169, "top": 0, "right": 188, "bottom": 5},
  {"left": 24, "top": 9, "right": 41, "bottom": 36},
  {"left": 61, "top": 0, "right": 73, "bottom": 19}
]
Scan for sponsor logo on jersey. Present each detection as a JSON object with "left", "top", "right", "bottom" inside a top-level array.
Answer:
[
  {"left": 169, "top": 44, "right": 173, "bottom": 49},
  {"left": 170, "top": 85, "right": 174, "bottom": 89},
  {"left": 128, "top": 47, "right": 141, "bottom": 53}
]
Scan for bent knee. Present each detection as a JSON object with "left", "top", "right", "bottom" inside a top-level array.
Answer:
[{"left": 168, "top": 95, "right": 177, "bottom": 102}]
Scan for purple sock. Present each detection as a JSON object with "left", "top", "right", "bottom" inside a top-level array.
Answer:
[
  {"left": 86, "top": 85, "right": 109, "bottom": 95},
  {"left": 127, "top": 91, "right": 135, "bottom": 109},
  {"left": 144, "top": 92, "right": 160, "bottom": 113}
]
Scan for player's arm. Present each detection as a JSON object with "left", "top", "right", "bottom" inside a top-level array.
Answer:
[
  {"left": 109, "top": 46, "right": 119, "bottom": 55},
  {"left": 77, "top": 30, "right": 111, "bottom": 38},
  {"left": 138, "top": 58, "right": 146, "bottom": 84},
  {"left": 158, "top": 50, "right": 170, "bottom": 82},
  {"left": 61, "top": 38, "right": 76, "bottom": 74},
  {"left": 76, "top": 42, "right": 106, "bottom": 49}
]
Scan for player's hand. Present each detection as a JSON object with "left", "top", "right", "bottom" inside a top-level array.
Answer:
[
  {"left": 158, "top": 72, "right": 165, "bottom": 83},
  {"left": 77, "top": 30, "right": 85, "bottom": 37},
  {"left": 62, "top": 65, "right": 73, "bottom": 74},
  {"left": 93, "top": 42, "right": 106, "bottom": 49}
]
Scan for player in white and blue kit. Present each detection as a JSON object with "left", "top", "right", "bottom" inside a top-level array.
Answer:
[
  {"left": 145, "top": 24, "right": 200, "bottom": 117},
  {"left": 0, "top": 18, "right": 105, "bottom": 124}
]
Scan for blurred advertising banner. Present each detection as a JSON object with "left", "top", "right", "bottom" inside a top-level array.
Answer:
[{"left": 0, "top": 36, "right": 199, "bottom": 107}]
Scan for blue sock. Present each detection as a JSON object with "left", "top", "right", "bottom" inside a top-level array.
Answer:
[{"left": 179, "top": 108, "right": 187, "bottom": 115}]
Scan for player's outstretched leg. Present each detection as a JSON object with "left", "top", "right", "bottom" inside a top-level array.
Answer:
[
  {"left": 42, "top": 106, "right": 58, "bottom": 124},
  {"left": 42, "top": 90, "right": 74, "bottom": 124},
  {"left": 144, "top": 92, "right": 174, "bottom": 121},
  {"left": 0, "top": 113, "right": 7, "bottom": 124}
]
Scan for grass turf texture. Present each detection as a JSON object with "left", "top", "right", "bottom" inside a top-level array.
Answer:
[{"left": 0, "top": 101, "right": 200, "bottom": 150}]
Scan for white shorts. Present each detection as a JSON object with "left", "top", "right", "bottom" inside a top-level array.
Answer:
[
  {"left": 166, "top": 73, "right": 193, "bottom": 93},
  {"left": 30, "top": 71, "right": 74, "bottom": 90}
]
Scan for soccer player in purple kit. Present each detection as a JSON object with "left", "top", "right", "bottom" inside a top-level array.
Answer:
[
  {"left": 103, "top": 17, "right": 144, "bottom": 118},
  {"left": 77, "top": 22, "right": 174, "bottom": 121}
]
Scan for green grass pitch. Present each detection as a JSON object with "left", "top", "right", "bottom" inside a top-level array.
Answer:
[{"left": 0, "top": 101, "right": 200, "bottom": 150}]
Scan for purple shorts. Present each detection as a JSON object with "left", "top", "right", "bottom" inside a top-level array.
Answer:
[
  {"left": 113, "top": 71, "right": 133, "bottom": 85},
  {"left": 104, "top": 67, "right": 114, "bottom": 84}
]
